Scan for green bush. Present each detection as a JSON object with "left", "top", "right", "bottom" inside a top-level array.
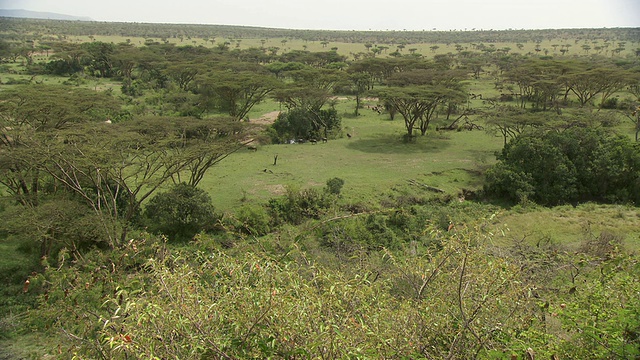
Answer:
[
  {"left": 0, "top": 199, "right": 110, "bottom": 261},
  {"left": 556, "top": 254, "right": 640, "bottom": 359},
  {"left": 22, "top": 218, "right": 640, "bottom": 360},
  {"left": 29, "top": 234, "right": 538, "bottom": 359},
  {"left": 267, "top": 186, "right": 331, "bottom": 225},
  {"left": 234, "top": 204, "right": 272, "bottom": 236},
  {"left": 324, "top": 177, "right": 345, "bottom": 195},
  {"left": 600, "top": 96, "right": 618, "bottom": 109},
  {"left": 318, "top": 212, "right": 407, "bottom": 252},
  {"left": 270, "top": 108, "right": 341, "bottom": 143},
  {"left": 143, "top": 183, "right": 218, "bottom": 241},
  {"left": 484, "top": 127, "right": 640, "bottom": 206}
]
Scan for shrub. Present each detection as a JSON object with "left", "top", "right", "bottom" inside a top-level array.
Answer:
[
  {"left": 324, "top": 177, "right": 345, "bottom": 195},
  {"left": 143, "top": 183, "right": 218, "bottom": 241},
  {"left": 267, "top": 186, "right": 330, "bottom": 225},
  {"left": 234, "top": 204, "right": 272, "bottom": 236},
  {"left": 600, "top": 96, "right": 618, "bottom": 109},
  {"left": 556, "top": 254, "right": 640, "bottom": 359},
  {"left": 484, "top": 127, "right": 640, "bottom": 206},
  {"left": 270, "top": 108, "right": 341, "bottom": 143},
  {"left": 120, "top": 79, "right": 144, "bottom": 97},
  {"left": 0, "top": 199, "right": 110, "bottom": 261}
]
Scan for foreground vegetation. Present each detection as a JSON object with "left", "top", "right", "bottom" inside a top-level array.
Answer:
[{"left": 0, "top": 19, "right": 639, "bottom": 358}]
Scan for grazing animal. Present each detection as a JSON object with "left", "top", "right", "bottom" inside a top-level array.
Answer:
[
  {"left": 297, "top": 138, "right": 305, "bottom": 144},
  {"left": 309, "top": 139, "right": 317, "bottom": 144},
  {"left": 321, "top": 137, "right": 328, "bottom": 143},
  {"left": 347, "top": 133, "right": 352, "bottom": 139},
  {"left": 447, "top": 221, "right": 455, "bottom": 232}
]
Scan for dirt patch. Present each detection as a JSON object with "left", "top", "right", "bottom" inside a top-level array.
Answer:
[
  {"left": 266, "top": 184, "right": 286, "bottom": 195},
  {"left": 249, "top": 111, "right": 281, "bottom": 125}
]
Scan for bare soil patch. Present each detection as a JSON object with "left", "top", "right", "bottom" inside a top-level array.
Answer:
[{"left": 250, "top": 111, "right": 280, "bottom": 125}]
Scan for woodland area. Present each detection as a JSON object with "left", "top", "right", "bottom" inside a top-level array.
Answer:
[{"left": 0, "top": 19, "right": 639, "bottom": 359}]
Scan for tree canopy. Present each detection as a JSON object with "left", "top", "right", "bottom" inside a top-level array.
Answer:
[{"left": 485, "top": 127, "right": 640, "bottom": 206}]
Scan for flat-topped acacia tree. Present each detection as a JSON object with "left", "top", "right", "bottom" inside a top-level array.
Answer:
[
  {"left": 16, "top": 115, "right": 247, "bottom": 248},
  {"left": 274, "top": 68, "right": 344, "bottom": 112},
  {"left": 271, "top": 67, "right": 344, "bottom": 136},
  {"left": 196, "top": 70, "right": 281, "bottom": 121},
  {"left": 375, "top": 69, "right": 468, "bottom": 138},
  {"left": 0, "top": 85, "right": 121, "bottom": 207}
]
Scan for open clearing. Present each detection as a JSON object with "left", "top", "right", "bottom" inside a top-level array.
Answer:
[{"left": 200, "top": 100, "right": 502, "bottom": 213}]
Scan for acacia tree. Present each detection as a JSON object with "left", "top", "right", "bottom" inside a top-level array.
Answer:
[
  {"left": 502, "top": 58, "right": 572, "bottom": 109},
  {"left": 0, "top": 126, "right": 42, "bottom": 207},
  {"left": 565, "top": 67, "right": 630, "bottom": 107},
  {"left": 32, "top": 116, "right": 248, "bottom": 247},
  {"left": 280, "top": 68, "right": 343, "bottom": 106},
  {"left": 0, "top": 40, "right": 13, "bottom": 62},
  {"left": 347, "top": 57, "right": 406, "bottom": 87},
  {"left": 169, "top": 117, "right": 252, "bottom": 186},
  {"left": 375, "top": 87, "right": 432, "bottom": 137},
  {"left": 347, "top": 72, "right": 372, "bottom": 116},
  {"left": 273, "top": 84, "right": 333, "bottom": 113},
  {"left": 82, "top": 41, "right": 116, "bottom": 78},
  {"left": 265, "top": 61, "right": 307, "bottom": 79},
  {"left": 484, "top": 106, "right": 550, "bottom": 145},
  {"left": 272, "top": 68, "right": 344, "bottom": 136},
  {"left": 0, "top": 84, "right": 121, "bottom": 130},
  {"left": 111, "top": 43, "right": 145, "bottom": 80},
  {"left": 197, "top": 70, "right": 280, "bottom": 121},
  {"left": 531, "top": 78, "right": 564, "bottom": 112},
  {"left": 629, "top": 72, "right": 640, "bottom": 101},
  {"left": 623, "top": 105, "right": 640, "bottom": 141},
  {"left": 459, "top": 56, "right": 485, "bottom": 79},
  {"left": 0, "top": 85, "right": 121, "bottom": 206},
  {"left": 165, "top": 62, "right": 201, "bottom": 91},
  {"left": 47, "top": 42, "right": 87, "bottom": 74},
  {"left": 375, "top": 69, "right": 467, "bottom": 137},
  {"left": 37, "top": 122, "right": 182, "bottom": 247},
  {"left": 503, "top": 64, "right": 537, "bottom": 108},
  {"left": 597, "top": 68, "right": 632, "bottom": 106}
]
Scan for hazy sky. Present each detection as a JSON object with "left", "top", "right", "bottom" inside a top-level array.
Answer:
[{"left": 1, "top": 0, "right": 639, "bottom": 31}]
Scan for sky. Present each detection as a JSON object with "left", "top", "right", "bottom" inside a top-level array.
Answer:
[{"left": 1, "top": 0, "right": 639, "bottom": 31}]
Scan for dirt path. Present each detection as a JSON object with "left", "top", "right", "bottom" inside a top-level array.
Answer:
[{"left": 250, "top": 111, "right": 280, "bottom": 125}]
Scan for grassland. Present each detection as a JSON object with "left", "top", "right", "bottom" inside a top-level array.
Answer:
[
  {"left": 204, "top": 98, "right": 499, "bottom": 211},
  {"left": 205, "top": 98, "right": 640, "bottom": 253},
  {"left": 37, "top": 30, "right": 640, "bottom": 61}
]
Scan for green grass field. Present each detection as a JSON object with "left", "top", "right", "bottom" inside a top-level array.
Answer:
[
  {"left": 490, "top": 203, "right": 640, "bottom": 251},
  {"left": 200, "top": 98, "right": 502, "bottom": 213}
]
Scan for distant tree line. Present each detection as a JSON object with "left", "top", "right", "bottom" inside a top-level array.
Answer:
[{"left": 1, "top": 17, "right": 639, "bottom": 46}]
